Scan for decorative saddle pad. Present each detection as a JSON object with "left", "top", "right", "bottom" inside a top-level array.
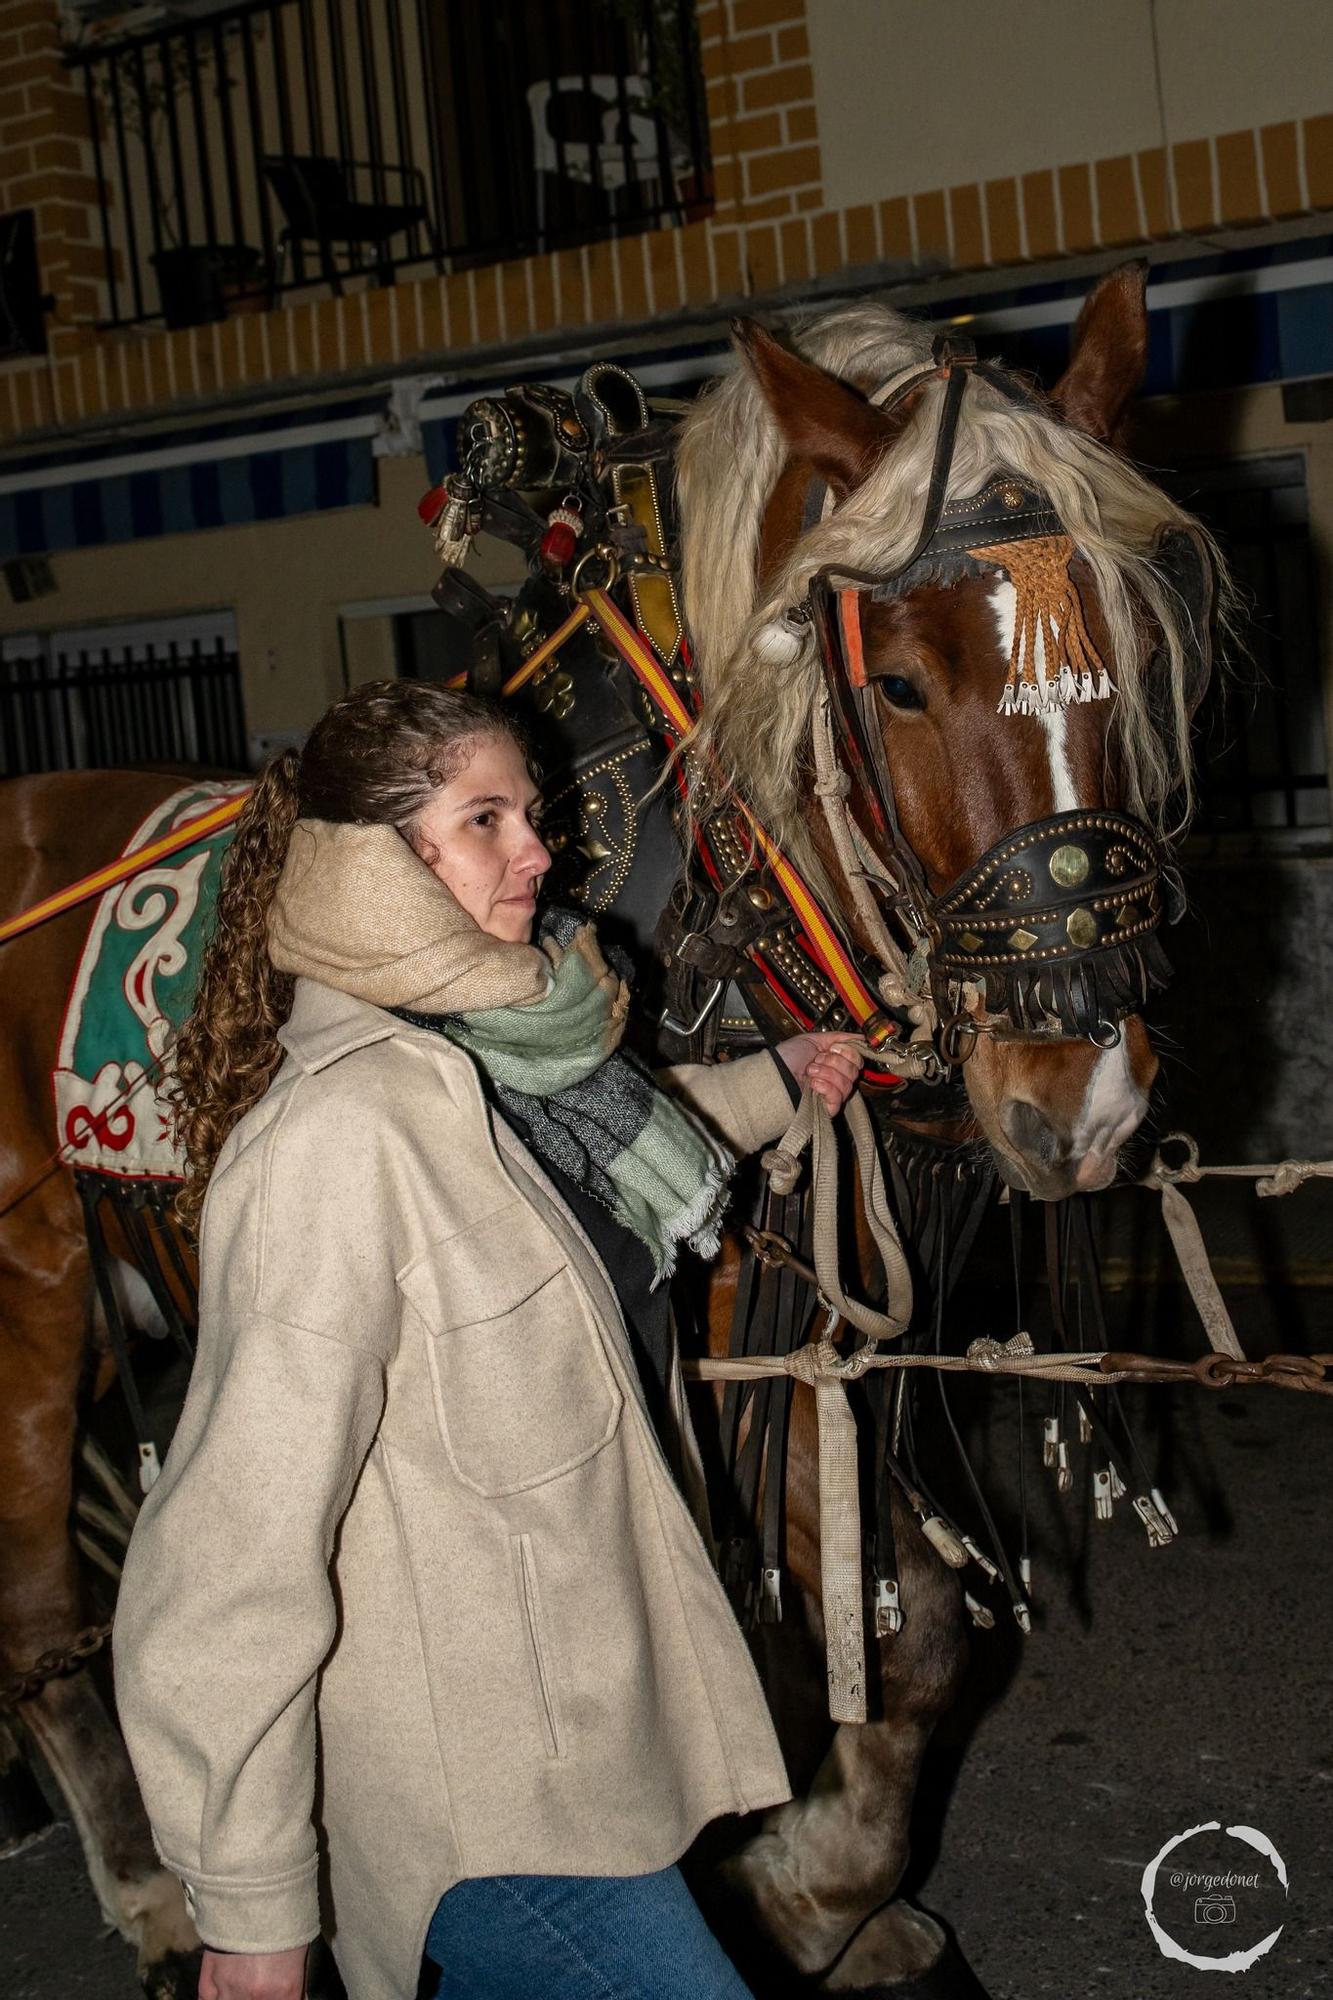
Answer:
[{"left": 53, "top": 781, "right": 248, "bottom": 1181}]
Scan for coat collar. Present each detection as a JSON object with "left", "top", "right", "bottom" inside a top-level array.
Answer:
[{"left": 277, "top": 976, "right": 463, "bottom": 1075}]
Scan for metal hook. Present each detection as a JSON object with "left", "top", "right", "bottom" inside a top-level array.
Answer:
[
  {"left": 658, "top": 978, "right": 723, "bottom": 1039},
  {"left": 939, "top": 1010, "right": 979, "bottom": 1066}
]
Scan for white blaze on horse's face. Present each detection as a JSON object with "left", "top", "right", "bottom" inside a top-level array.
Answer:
[
  {"left": 1071, "top": 1033, "right": 1151, "bottom": 1191},
  {"left": 987, "top": 577, "right": 1078, "bottom": 813}
]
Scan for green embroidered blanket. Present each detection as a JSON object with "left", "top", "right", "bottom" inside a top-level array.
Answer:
[{"left": 53, "top": 782, "right": 248, "bottom": 1181}]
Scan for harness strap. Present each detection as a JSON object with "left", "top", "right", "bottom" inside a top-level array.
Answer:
[
  {"left": 810, "top": 690, "right": 922, "bottom": 1015},
  {"left": 582, "top": 584, "right": 905, "bottom": 1064},
  {"left": 0, "top": 794, "right": 247, "bottom": 946},
  {"left": 760, "top": 1091, "right": 911, "bottom": 1346}
]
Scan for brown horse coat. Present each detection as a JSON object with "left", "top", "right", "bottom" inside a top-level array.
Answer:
[{"left": 113, "top": 978, "right": 795, "bottom": 2000}]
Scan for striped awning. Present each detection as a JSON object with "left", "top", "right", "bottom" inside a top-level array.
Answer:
[{"left": 0, "top": 391, "right": 381, "bottom": 559}]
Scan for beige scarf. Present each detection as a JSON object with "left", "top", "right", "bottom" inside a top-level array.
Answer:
[
  {"left": 268, "top": 819, "right": 560, "bottom": 1014},
  {"left": 267, "top": 819, "right": 730, "bottom": 1279}
]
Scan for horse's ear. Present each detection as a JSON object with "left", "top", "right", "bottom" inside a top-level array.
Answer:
[
  {"left": 1052, "top": 262, "right": 1149, "bottom": 446},
  {"left": 732, "top": 317, "right": 906, "bottom": 499}
]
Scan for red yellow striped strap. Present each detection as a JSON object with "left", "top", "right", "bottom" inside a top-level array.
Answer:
[
  {"left": 582, "top": 587, "right": 896, "bottom": 1048},
  {"left": 445, "top": 601, "right": 592, "bottom": 697},
  {"left": 0, "top": 794, "right": 250, "bottom": 946},
  {"left": 2, "top": 606, "right": 597, "bottom": 948}
]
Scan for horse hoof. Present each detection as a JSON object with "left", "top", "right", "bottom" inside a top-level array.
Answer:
[
  {"left": 842, "top": 1933, "right": 994, "bottom": 2000},
  {"left": 141, "top": 1945, "right": 203, "bottom": 2000}
]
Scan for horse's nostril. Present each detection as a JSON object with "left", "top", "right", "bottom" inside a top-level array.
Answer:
[{"left": 1001, "top": 1097, "right": 1066, "bottom": 1169}]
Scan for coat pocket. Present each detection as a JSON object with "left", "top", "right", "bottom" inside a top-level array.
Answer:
[
  {"left": 510, "top": 1533, "right": 565, "bottom": 1760},
  {"left": 400, "top": 1208, "right": 623, "bottom": 1496}
]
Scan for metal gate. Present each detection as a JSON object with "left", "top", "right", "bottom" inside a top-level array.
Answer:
[{"left": 1, "top": 614, "right": 248, "bottom": 778}]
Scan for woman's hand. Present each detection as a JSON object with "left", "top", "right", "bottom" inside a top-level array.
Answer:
[
  {"left": 199, "top": 1945, "right": 309, "bottom": 2000},
  {"left": 775, "top": 1033, "right": 865, "bottom": 1116}
]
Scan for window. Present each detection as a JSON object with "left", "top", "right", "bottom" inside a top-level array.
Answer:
[{"left": 1167, "top": 454, "right": 1328, "bottom": 835}]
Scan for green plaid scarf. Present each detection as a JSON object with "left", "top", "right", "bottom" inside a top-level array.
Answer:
[{"left": 398, "top": 910, "right": 734, "bottom": 1283}]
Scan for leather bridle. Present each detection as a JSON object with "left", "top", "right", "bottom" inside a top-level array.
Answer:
[{"left": 791, "top": 335, "right": 1203, "bottom": 1056}]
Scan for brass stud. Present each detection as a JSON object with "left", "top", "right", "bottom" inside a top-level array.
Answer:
[
  {"left": 1048, "top": 843, "right": 1090, "bottom": 888},
  {"left": 1008, "top": 927, "right": 1039, "bottom": 950},
  {"left": 999, "top": 481, "right": 1025, "bottom": 509},
  {"left": 747, "top": 885, "right": 774, "bottom": 911},
  {"left": 1066, "top": 907, "right": 1098, "bottom": 948}
]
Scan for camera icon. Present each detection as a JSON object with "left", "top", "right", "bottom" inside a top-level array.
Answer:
[{"left": 1194, "top": 1894, "right": 1237, "bottom": 1926}]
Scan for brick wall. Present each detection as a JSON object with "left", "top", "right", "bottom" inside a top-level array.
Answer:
[
  {"left": 0, "top": 0, "right": 107, "bottom": 430},
  {"left": 0, "top": 0, "right": 1330, "bottom": 446}
]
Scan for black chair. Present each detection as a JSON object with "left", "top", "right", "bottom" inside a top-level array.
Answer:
[{"left": 263, "top": 155, "right": 444, "bottom": 296}]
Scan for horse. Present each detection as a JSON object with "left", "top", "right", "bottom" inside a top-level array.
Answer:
[
  {"left": 659, "top": 263, "right": 1218, "bottom": 1994},
  {"left": 0, "top": 263, "right": 1218, "bottom": 1999}
]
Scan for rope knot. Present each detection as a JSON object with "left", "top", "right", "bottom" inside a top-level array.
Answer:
[
  {"left": 966, "top": 1330, "right": 1036, "bottom": 1372},
  {"left": 1256, "top": 1160, "right": 1320, "bottom": 1198},
  {"left": 784, "top": 1339, "right": 839, "bottom": 1386},
  {"left": 760, "top": 1144, "right": 803, "bottom": 1196}
]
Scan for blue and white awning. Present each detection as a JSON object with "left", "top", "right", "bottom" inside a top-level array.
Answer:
[
  {"left": 3, "top": 233, "right": 1328, "bottom": 557},
  {"left": 0, "top": 392, "right": 381, "bottom": 559}
]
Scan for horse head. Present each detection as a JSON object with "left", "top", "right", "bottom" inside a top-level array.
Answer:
[{"left": 679, "top": 267, "right": 1220, "bottom": 1200}]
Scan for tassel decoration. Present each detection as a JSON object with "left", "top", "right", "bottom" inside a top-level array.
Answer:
[
  {"left": 419, "top": 474, "right": 480, "bottom": 569},
  {"left": 975, "top": 533, "right": 1115, "bottom": 717}
]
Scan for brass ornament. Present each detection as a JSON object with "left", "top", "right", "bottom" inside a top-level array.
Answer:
[
  {"left": 533, "top": 666, "right": 575, "bottom": 720},
  {"left": 1066, "top": 907, "right": 1098, "bottom": 948},
  {"left": 1007, "top": 927, "right": 1039, "bottom": 951},
  {"left": 1048, "top": 843, "right": 1090, "bottom": 887},
  {"left": 958, "top": 929, "right": 984, "bottom": 951}
]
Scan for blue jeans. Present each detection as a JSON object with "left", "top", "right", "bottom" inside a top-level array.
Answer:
[{"left": 421, "top": 1865, "right": 754, "bottom": 1999}]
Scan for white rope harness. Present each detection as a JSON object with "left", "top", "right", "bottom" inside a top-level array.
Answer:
[{"left": 684, "top": 1102, "right": 1333, "bottom": 1724}]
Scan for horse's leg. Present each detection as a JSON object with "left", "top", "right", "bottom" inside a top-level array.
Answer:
[
  {"left": 721, "top": 1483, "right": 968, "bottom": 1989},
  {"left": 0, "top": 1714, "right": 54, "bottom": 1855},
  {"left": 0, "top": 1219, "right": 198, "bottom": 1997}
]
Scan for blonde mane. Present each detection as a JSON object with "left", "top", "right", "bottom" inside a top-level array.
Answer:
[{"left": 676, "top": 301, "right": 1224, "bottom": 853}]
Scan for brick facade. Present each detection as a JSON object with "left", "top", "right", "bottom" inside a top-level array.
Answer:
[{"left": 1, "top": 0, "right": 1331, "bottom": 444}]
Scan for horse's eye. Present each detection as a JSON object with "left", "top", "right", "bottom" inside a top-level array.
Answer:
[{"left": 877, "top": 674, "right": 924, "bottom": 712}]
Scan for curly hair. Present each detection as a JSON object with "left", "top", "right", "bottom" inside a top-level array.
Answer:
[{"left": 170, "top": 679, "right": 522, "bottom": 1231}]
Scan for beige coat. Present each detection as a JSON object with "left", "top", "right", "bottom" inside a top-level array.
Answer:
[{"left": 115, "top": 978, "right": 794, "bottom": 2000}]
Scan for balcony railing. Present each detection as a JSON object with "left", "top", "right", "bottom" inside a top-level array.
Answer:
[{"left": 66, "top": 0, "right": 711, "bottom": 331}]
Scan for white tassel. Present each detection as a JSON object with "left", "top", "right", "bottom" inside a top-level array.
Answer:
[{"left": 432, "top": 479, "right": 478, "bottom": 569}]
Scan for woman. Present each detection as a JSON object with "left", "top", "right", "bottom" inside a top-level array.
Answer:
[{"left": 115, "top": 680, "right": 863, "bottom": 2000}]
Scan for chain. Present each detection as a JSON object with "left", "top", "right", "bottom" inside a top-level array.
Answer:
[{"left": 0, "top": 1620, "right": 113, "bottom": 1711}]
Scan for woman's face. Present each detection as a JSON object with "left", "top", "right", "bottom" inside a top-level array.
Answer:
[{"left": 409, "top": 732, "right": 551, "bottom": 944}]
